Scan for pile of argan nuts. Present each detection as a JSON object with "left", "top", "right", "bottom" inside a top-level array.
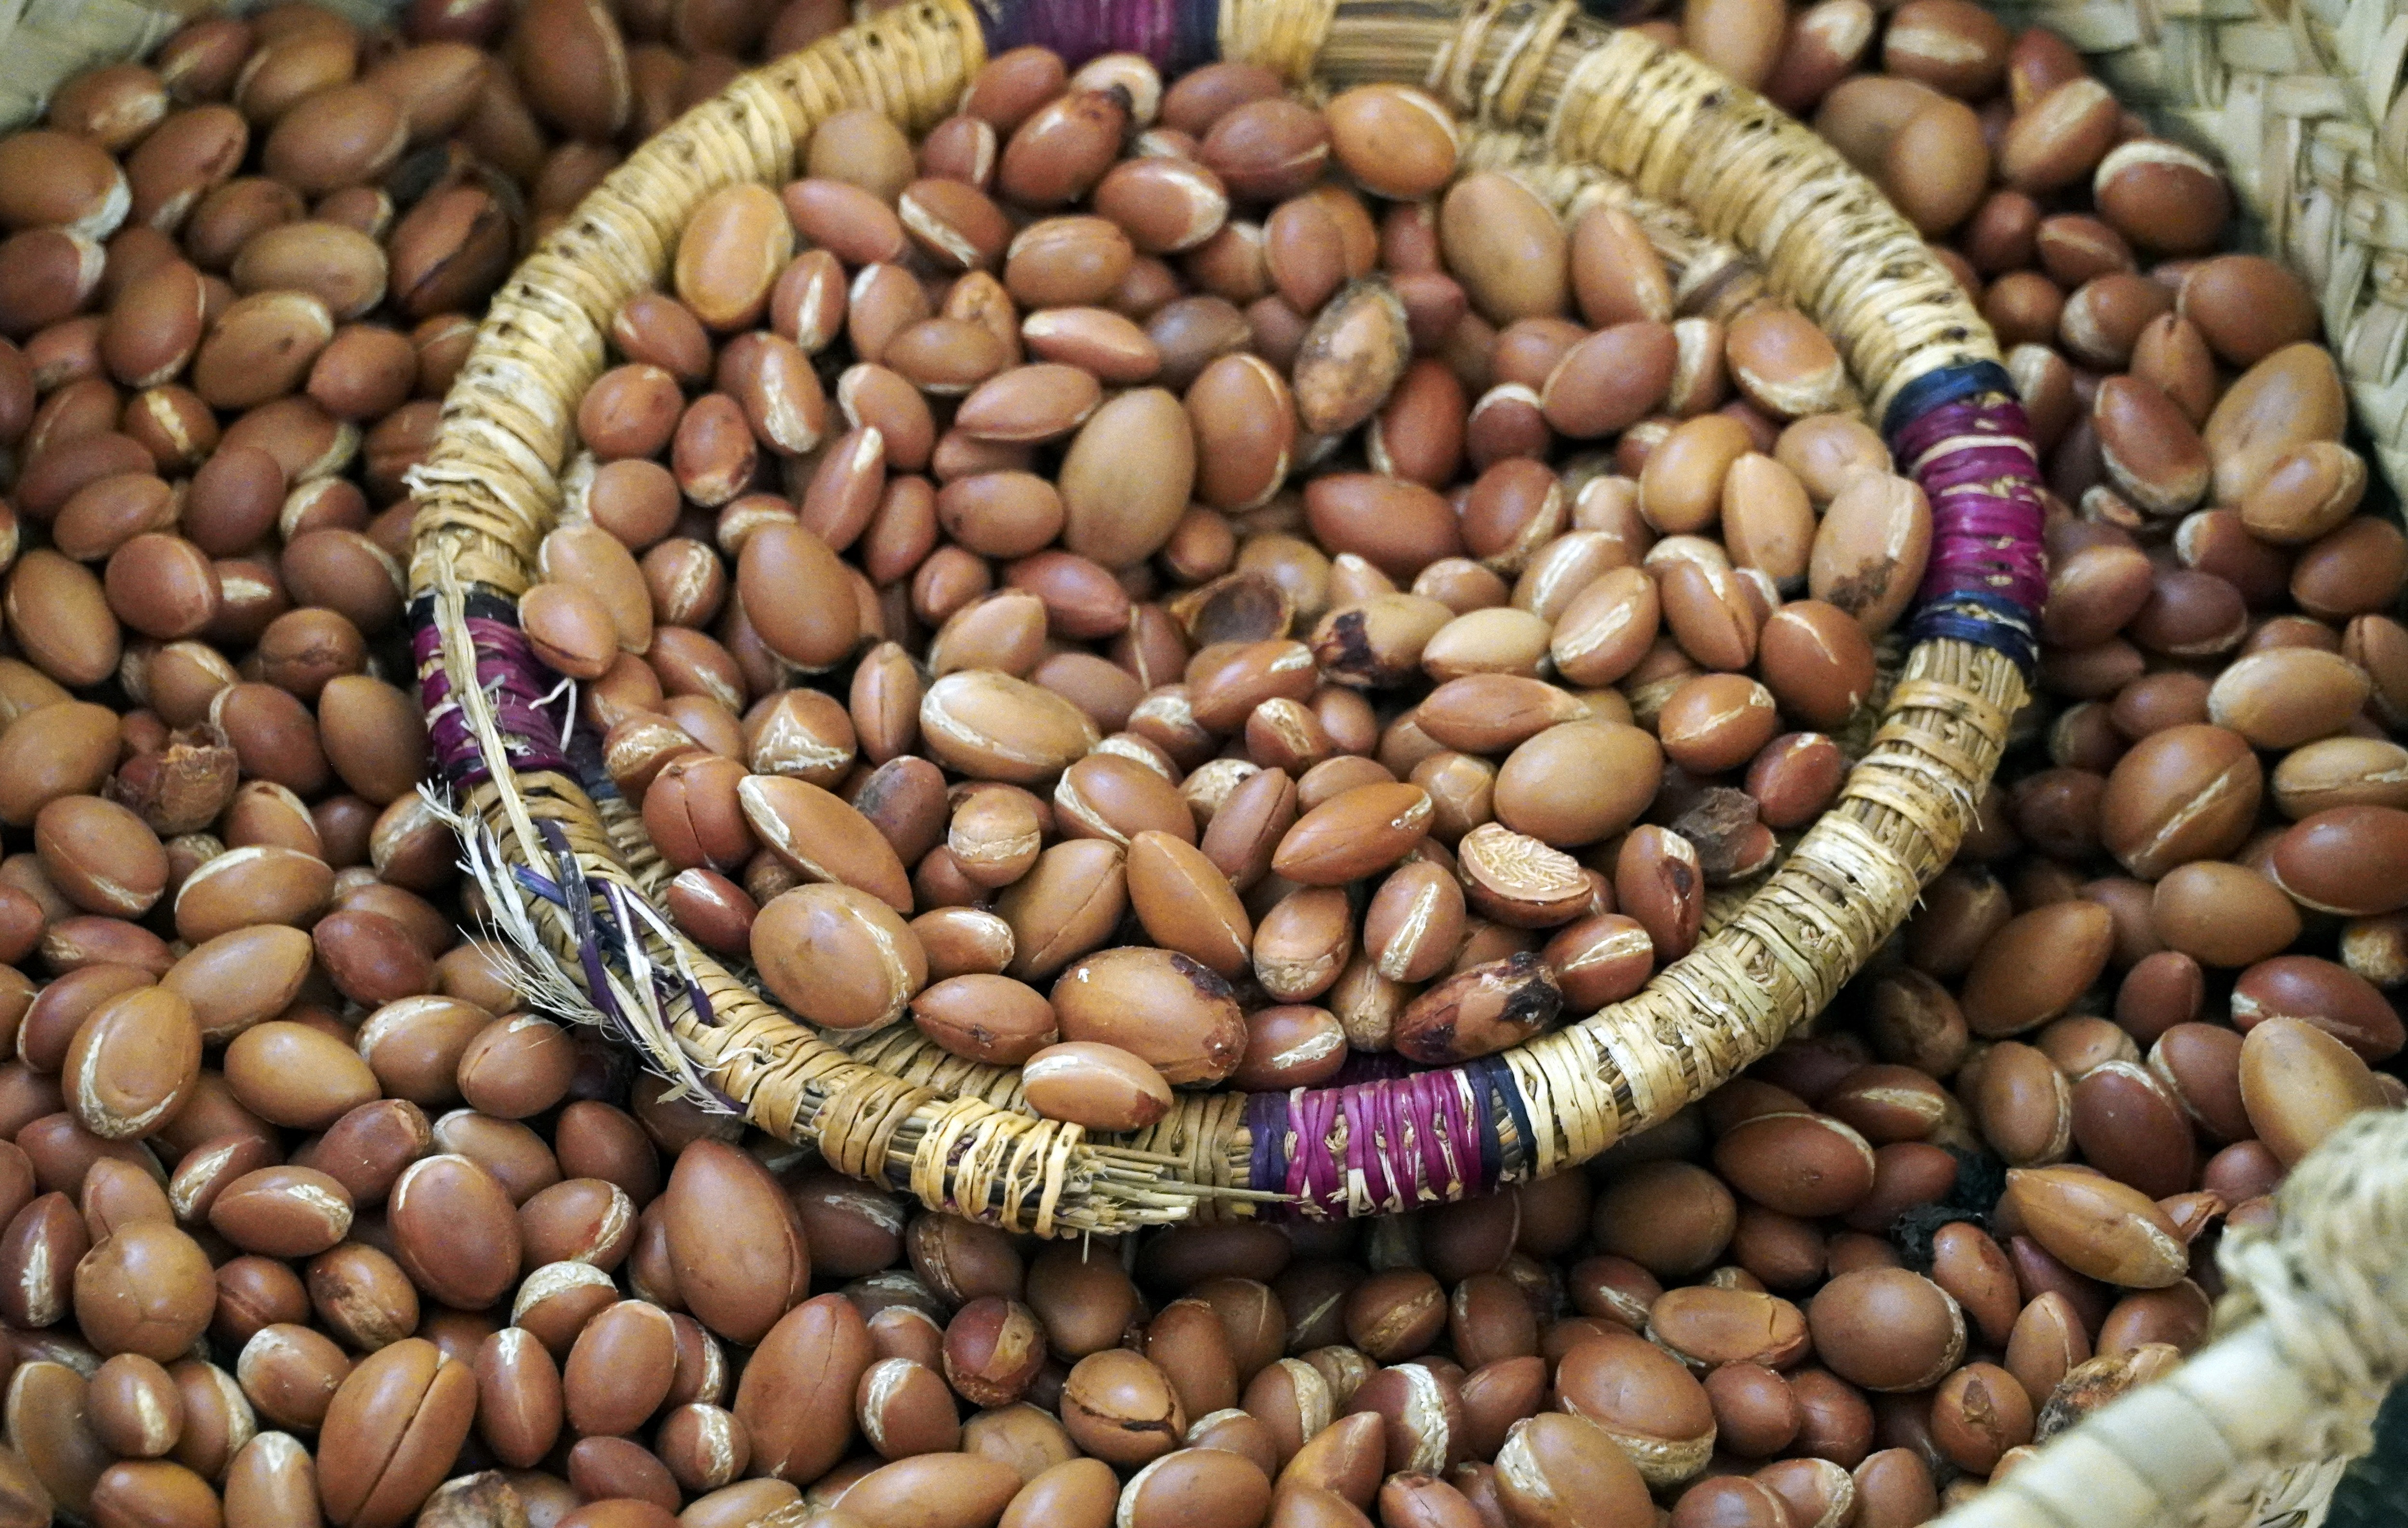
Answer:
[{"left": 0, "top": 0, "right": 2397, "bottom": 1525}]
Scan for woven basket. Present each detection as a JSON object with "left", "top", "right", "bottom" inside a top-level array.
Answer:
[
  {"left": 407, "top": 0, "right": 2041, "bottom": 1236},
  {"left": 1929, "top": 3, "right": 2408, "bottom": 1521},
  {"left": 384, "top": 0, "right": 2408, "bottom": 1521}
]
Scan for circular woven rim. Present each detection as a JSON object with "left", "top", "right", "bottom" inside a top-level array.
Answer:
[{"left": 405, "top": 0, "right": 2043, "bottom": 1230}]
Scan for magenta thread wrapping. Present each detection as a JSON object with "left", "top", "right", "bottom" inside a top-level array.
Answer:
[
  {"left": 414, "top": 608, "right": 575, "bottom": 787},
  {"left": 1895, "top": 393, "right": 2050, "bottom": 616}
]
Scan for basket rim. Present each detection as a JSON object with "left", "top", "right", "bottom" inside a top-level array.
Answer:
[{"left": 404, "top": 0, "right": 2043, "bottom": 1225}]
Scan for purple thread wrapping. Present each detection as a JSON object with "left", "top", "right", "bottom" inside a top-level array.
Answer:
[
  {"left": 414, "top": 615, "right": 575, "bottom": 786},
  {"left": 1283, "top": 1069, "right": 1488, "bottom": 1215},
  {"left": 986, "top": 0, "right": 1186, "bottom": 67},
  {"left": 1890, "top": 395, "right": 2050, "bottom": 615}
]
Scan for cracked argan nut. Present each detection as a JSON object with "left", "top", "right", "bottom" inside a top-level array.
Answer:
[
  {"left": 1463, "top": 823, "right": 1593, "bottom": 930},
  {"left": 314, "top": 1337, "right": 476, "bottom": 1528},
  {"left": 752, "top": 883, "right": 926, "bottom": 1033},
  {"left": 1393, "top": 954, "right": 1561, "bottom": 1065},
  {"left": 1292, "top": 279, "right": 1412, "bottom": 437},
  {"left": 1492, "top": 1413, "right": 1653, "bottom": 1528},
  {"left": 1806, "top": 473, "right": 1932, "bottom": 637},
  {"left": 2001, "top": 1168, "right": 2188, "bottom": 1288},
  {"left": 921, "top": 669, "right": 1102, "bottom": 785},
  {"left": 1052, "top": 945, "right": 1244, "bottom": 1086},
  {"left": 1554, "top": 1331, "right": 1714, "bottom": 1488},
  {"left": 1061, "top": 1350, "right": 1185, "bottom": 1467},
  {"left": 62, "top": 985, "right": 199, "bottom": 1141}
]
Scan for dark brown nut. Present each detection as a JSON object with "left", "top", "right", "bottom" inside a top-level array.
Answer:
[
  {"left": 0, "top": 1190, "right": 87, "bottom": 1328},
  {"left": 658, "top": 1137, "right": 809, "bottom": 1345},
  {"left": 1021, "top": 1041, "right": 1173, "bottom": 1133},
  {"left": 2229, "top": 954, "right": 2404, "bottom": 1061},
  {"left": 1712, "top": 1112, "right": 1878, "bottom": 1221},
  {"left": 2001, "top": 1167, "right": 2188, "bottom": 1288},
  {"left": 77, "top": 1341, "right": 180, "bottom": 1466},
  {"left": 1960, "top": 900, "right": 2116, "bottom": 1038},
  {"left": 1655, "top": 673, "right": 1779, "bottom": 775},
  {"left": 0, "top": 229, "right": 105, "bottom": 340},
  {"left": 1226, "top": 1003, "right": 1344, "bottom": 1092},
  {"left": 388, "top": 1153, "right": 520, "bottom": 1313},
  {"left": 2269, "top": 805, "right": 2408, "bottom": 917},
  {"left": 189, "top": 290, "right": 333, "bottom": 408},
  {"left": 208, "top": 1165, "right": 351, "bottom": 1259}
]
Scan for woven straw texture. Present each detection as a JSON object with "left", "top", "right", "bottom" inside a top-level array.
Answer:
[
  {"left": 1929, "top": 2, "right": 2408, "bottom": 1521},
  {"left": 409, "top": 0, "right": 2043, "bottom": 1250},
  {"left": 1993, "top": 0, "right": 2408, "bottom": 504},
  {"left": 0, "top": 0, "right": 397, "bottom": 130},
  {"left": 1930, "top": 1110, "right": 2408, "bottom": 1528}
]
